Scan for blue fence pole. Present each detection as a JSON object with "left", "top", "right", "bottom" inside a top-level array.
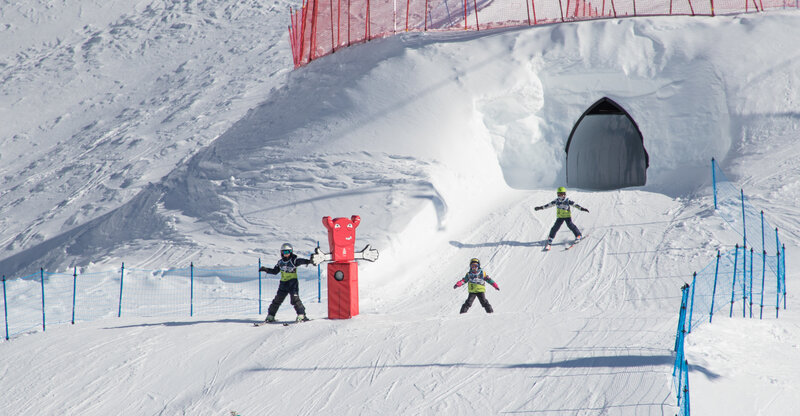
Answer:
[
  {"left": 673, "top": 287, "right": 688, "bottom": 384},
  {"left": 712, "top": 158, "right": 718, "bottom": 210},
  {"left": 760, "top": 250, "right": 767, "bottom": 319},
  {"left": 2, "top": 276, "right": 8, "bottom": 340},
  {"left": 740, "top": 190, "right": 747, "bottom": 319},
  {"left": 760, "top": 211, "right": 765, "bottom": 256},
  {"left": 190, "top": 262, "right": 194, "bottom": 317},
  {"left": 743, "top": 247, "right": 748, "bottom": 318},
  {"left": 40, "top": 268, "right": 46, "bottom": 332},
  {"left": 688, "top": 273, "right": 697, "bottom": 333},
  {"left": 317, "top": 241, "right": 322, "bottom": 303},
  {"left": 118, "top": 263, "right": 125, "bottom": 318},
  {"left": 776, "top": 228, "right": 781, "bottom": 317},
  {"left": 675, "top": 284, "right": 689, "bottom": 353},
  {"left": 258, "top": 258, "right": 262, "bottom": 315},
  {"left": 710, "top": 251, "right": 720, "bottom": 323},
  {"left": 782, "top": 244, "right": 787, "bottom": 309},
  {"left": 730, "top": 245, "right": 739, "bottom": 318},
  {"left": 775, "top": 228, "right": 780, "bottom": 263},
  {"left": 71, "top": 267, "right": 77, "bottom": 325},
  {"left": 776, "top": 249, "right": 781, "bottom": 319},
  {"left": 748, "top": 249, "right": 753, "bottom": 318},
  {"left": 683, "top": 359, "right": 691, "bottom": 416},
  {"left": 741, "top": 189, "right": 747, "bottom": 249}
]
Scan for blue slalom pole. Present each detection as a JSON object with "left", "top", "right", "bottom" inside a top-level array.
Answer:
[
  {"left": 730, "top": 245, "right": 739, "bottom": 318},
  {"left": 118, "top": 263, "right": 125, "bottom": 318},
  {"left": 40, "top": 268, "right": 46, "bottom": 332},
  {"left": 71, "top": 267, "right": 77, "bottom": 325},
  {"left": 190, "top": 262, "right": 194, "bottom": 317},
  {"left": 3, "top": 276, "right": 8, "bottom": 340},
  {"left": 710, "top": 251, "right": 720, "bottom": 323},
  {"left": 711, "top": 158, "right": 718, "bottom": 209},
  {"left": 258, "top": 258, "right": 262, "bottom": 314},
  {"left": 317, "top": 241, "right": 322, "bottom": 303},
  {"left": 688, "top": 273, "right": 697, "bottom": 333}
]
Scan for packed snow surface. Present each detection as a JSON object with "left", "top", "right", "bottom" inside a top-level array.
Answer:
[{"left": 1, "top": 1, "right": 799, "bottom": 414}]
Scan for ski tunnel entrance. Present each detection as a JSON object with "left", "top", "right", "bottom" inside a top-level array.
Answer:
[{"left": 565, "top": 97, "right": 649, "bottom": 190}]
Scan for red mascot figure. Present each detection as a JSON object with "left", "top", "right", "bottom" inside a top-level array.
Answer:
[{"left": 311, "top": 215, "right": 379, "bottom": 319}]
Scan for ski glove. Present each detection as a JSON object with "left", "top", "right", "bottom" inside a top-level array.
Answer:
[
  {"left": 580, "top": 207, "right": 589, "bottom": 213},
  {"left": 492, "top": 282, "right": 500, "bottom": 291},
  {"left": 534, "top": 206, "right": 543, "bottom": 211},
  {"left": 258, "top": 266, "right": 269, "bottom": 273},
  {"left": 453, "top": 281, "right": 464, "bottom": 289}
]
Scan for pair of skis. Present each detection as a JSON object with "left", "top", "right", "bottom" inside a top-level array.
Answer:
[
  {"left": 543, "top": 235, "right": 585, "bottom": 251},
  {"left": 254, "top": 319, "right": 311, "bottom": 327}
]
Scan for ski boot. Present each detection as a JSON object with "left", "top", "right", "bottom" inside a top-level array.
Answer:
[
  {"left": 264, "top": 315, "right": 276, "bottom": 323},
  {"left": 296, "top": 314, "right": 310, "bottom": 322}
]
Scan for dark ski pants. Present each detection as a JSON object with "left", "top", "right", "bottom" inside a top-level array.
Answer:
[
  {"left": 548, "top": 217, "right": 581, "bottom": 240},
  {"left": 460, "top": 292, "right": 494, "bottom": 314},
  {"left": 268, "top": 279, "right": 306, "bottom": 316}
]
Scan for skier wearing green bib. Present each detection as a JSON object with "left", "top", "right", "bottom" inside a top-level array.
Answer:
[
  {"left": 453, "top": 258, "right": 499, "bottom": 314},
  {"left": 534, "top": 187, "right": 589, "bottom": 250},
  {"left": 259, "top": 243, "right": 313, "bottom": 323}
]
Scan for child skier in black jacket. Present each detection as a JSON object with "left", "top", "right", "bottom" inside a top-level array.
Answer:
[{"left": 259, "top": 243, "right": 313, "bottom": 323}]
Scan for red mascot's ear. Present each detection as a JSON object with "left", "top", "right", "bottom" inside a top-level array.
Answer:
[
  {"left": 323, "top": 216, "right": 334, "bottom": 230},
  {"left": 351, "top": 215, "right": 361, "bottom": 228}
]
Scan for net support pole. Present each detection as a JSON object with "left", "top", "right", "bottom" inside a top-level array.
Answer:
[
  {"left": 730, "top": 245, "right": 739, "bottom": 318},
  {"left": 190, "top": 262, "right": 195, "bottom": 317},
  {"left": 710, "top": 250, "right": 720, "bottom": 323},
  {"left": 71, "top": 267, "right": 77, "bottom": 324},
  {"left": 40, "top": 268, "right": 46, "bottom": 332},
  {"left": 711, "top": 158, "right": 718, "bottom": 209},
  {"left": 2, "top": 276, "right": 9, "bottom": 340},
  {"left": 782, "top": 244, "right": 786, "bottom": 309},
  {"left": 118, "top": 263, "right": 125, "bottom": 318},
  {"left": 748, "top": 248, "right": 753, "bottom": 318},
  {"left": 760, "top": 249, "right": 766, "bottom": 319},
  {"left": 776, "top": 249, "right": 781, "bottom": 318},
  {"left": 688, "top": 273, "right": 697, "bottom": 333}
]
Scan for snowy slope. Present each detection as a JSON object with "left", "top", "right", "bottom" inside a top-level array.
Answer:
[{"left": 2, "top": 2, "right": 800, "bottom": 415}]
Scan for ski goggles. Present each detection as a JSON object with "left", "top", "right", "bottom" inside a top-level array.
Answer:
[{"left": 282, "top": 250, "right": 292, "bottom": 255}]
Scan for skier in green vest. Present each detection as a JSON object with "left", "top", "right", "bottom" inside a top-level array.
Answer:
[
  {"left": 259, "top": 243, "right": 314, "bottom": 323},
  {"left": 453, "top": 258, "right": 499, "bottom": 314},
  {"left": 534, "top": 187, "right": 589, "bottom": 250}
]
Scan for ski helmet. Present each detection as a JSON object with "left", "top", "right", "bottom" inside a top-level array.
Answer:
[
  {"left": 280, "top": 243, "right": 293, "bottom": 256},
  {"left": 556, "top": 186, "right": 567, "bottom": 194},
  {"left": 469, "top": 258, "right": 480, "bottom": 267}
]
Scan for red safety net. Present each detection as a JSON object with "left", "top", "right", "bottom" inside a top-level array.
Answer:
[{"left": 289, "top": 0, "right": 798, "bottom": 67}]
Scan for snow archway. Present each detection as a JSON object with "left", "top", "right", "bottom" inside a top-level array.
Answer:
[{"left": 565, "top": 97, "right": 649, "bottom": 190}]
